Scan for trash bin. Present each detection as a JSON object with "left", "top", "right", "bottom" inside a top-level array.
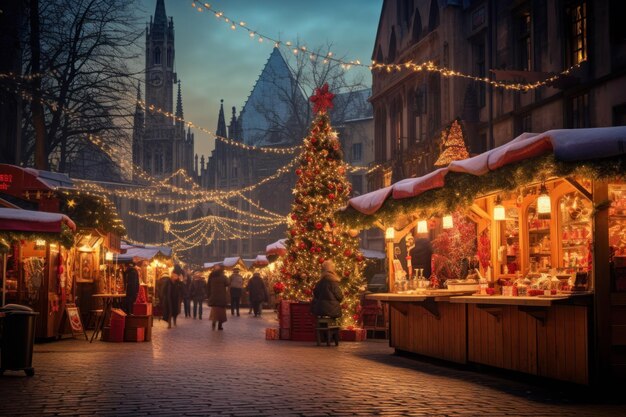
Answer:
[{"left": 0, "top": 304, "right": 39, "bottom": 376}]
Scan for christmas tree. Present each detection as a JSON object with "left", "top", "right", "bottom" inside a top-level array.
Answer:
[
  {"left": 280, "top": 84, "right": 365, "bottom": 327},
  {"left": 434, "top": 119, "right": 469, "bottom": 167}
]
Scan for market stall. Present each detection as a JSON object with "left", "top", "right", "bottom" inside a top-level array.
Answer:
[
  {"left": 342, "top": 126, "right": 626, "bottom": 385},
  {"left": 0, "top": 208, "right": 76, "bottom": 339},
  {"left": 116, "top": 243, "right": 173, "bottom": 306}
]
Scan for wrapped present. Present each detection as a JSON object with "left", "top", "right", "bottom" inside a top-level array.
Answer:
[
  {"left": 125, "top": 315, "right": 151, "bottom": 329},
  {"left": 110, "top": 317, "right": 125, "bottom": 332},
  {"left": 340, "top": 328, "right": 366, "bottom": 342},
  {"left": 111, "top": 308, "right": 127, "bottom": 320},
  {"left": 124, "top": 327, "right": 145, "bottom": 342},
  {"left": 133, "top": 302, "right": 153, "bottom": 316},
  {"left": 103, "top": 325, "right": 124, "bottom": 342},
  {"left": 278, "top": 300, "right": 291, "bottom": 329},
  {"left": 265, "top": 328, "right": 279, "bottom": 340},
  {"left": 279, "top": 328, "right": 291, "bottom": 340}
]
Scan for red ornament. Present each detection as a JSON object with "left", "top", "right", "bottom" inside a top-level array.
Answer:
[
  {"left": 356, "top": 255, "right": 364, "bottom": 262},
  {"left": 315, "top": 222, "right": 323, "bottom": 229},
  {"left": 343, "top": 270, "right": 350, "bottom": 277},
  {"left": 328, "top": 194, "right": 335, "bottom": 200},
  {"left": 316, "top": 247, "right": 322, "bottom": 253},
  {"left": 290, "top": 229, "right": 297, "bottom": 236},
  {"left": 309, "top": 83, "right": 335, "bottom": 114},
  {"left": 327, "top": 183, "right": 335, "bottom": 189},
  {"left": 295, "top": 169, "right": 302, "bottom": 176},
  {"left": 311, "top": 137, "right": 318, "bottom": 144},
  {"left": 304, "top": 288, "right": 312, "bottom": 296},
  {"left": 299, "top": 242, "right": 306, "bottom": 249},
  {"left": 352, "top": 314, "right": 360, "bottom": 321},
  {"left": 291, "top": 214, "right": 298, "bottom": 220},
  {"left": 318, "top": 257, "right": 325, "bottom": 263},
  {"left": 344, "top": 249, "right": 352, "bottom": 256}
]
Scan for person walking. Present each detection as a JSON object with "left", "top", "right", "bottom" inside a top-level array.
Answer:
[
  {"left": 311, "top": 260, "right": 343, "bottom": 320},
  {"left": 182, "top": 272, "right": 193, "bottom": 318},
  {"left": 229, "top": 267, "right": 244, "bottom": 316},
  {"left": 207, "top": 265, "right": 228, "bottom": 330},
  {"left": 161, "top": 265, "right": 184, "bottom": 329},
  {"left": 247, "top": 272, "right": 268, "bottom": 317},
  {"left": 190, "top": 273, "right": 206, "bottom": 320},
  {"left": 123, "top": 262, "right": 140, "bottom": 315}
]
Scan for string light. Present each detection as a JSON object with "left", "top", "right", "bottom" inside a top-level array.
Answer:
[{"left": 190, "top": 1, "right": 585, "bottom": 92}]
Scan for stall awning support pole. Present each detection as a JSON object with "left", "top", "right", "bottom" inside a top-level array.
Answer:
[{"left": 2, "top": 252, "right": 7, "bottom": 307}]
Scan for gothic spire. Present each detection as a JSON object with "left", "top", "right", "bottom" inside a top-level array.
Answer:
[
  {"left": 175, "top": 80, "right": 183, "bottom": 119},
  {"left": 216, "top": 99, "right": 227, "bottom": 138},
  {"left": 135, "top": 81, "right": 143, "bottom": 113},
  {"left": 152, "top": 0, "right": 167, "bottom": 32},
  {"left": 228, "top": 106, "right": 238, "bottom": 139}
]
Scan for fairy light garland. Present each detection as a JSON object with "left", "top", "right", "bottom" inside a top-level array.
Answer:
[{"left": 190, "top": 2, "right": 585, "bottom": 92}]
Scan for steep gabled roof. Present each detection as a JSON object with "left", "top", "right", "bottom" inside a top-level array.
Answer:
[{"left": 240, "top": 48, "right": 306, "bottom": 147}]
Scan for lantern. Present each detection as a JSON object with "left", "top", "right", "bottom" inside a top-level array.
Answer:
[
  {"left": 442, "top": 215, "right": 453, "bottom": 229},
  {"left": 417, "top": 220, "right": 428, "bottom": 234},
  {"left": 493, "top": 196, "right": 505, "bottom": 221},
  {"left": 537, "top": 183, "right": 551, "bottom": 219}
]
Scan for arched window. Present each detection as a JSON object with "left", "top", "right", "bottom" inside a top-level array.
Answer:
[
  {"left": 167, "top": 47, "right": 173, "bottom": 67},
  {"left": 388, "top": 28, "right": 397, "bottom": 63},
  {"left": 428, "top": 0, "right": 440, "bottom": 31},
  {"left": 376, "top": 45, "right": 384, "bottom": 63},
  {"left": 154, "top": 47, "right": 161, "bottom": 65},
  {"left": 412, "top": 9, "right": 423, "bottom": 42},
  {"left": 397, "top": 0, "right": 414, "bottom": 26}
]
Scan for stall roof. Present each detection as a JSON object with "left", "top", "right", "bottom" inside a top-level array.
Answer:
[
  {"left": 116, "top": 243, "right": 172, "bottom": 262},
  {"left": 266, "top": 239, "right": 287, "bottom": 256},
  {"left": 203, "top": 261, "right": 224, "bottom": 269},
  {"left": 360, "top": 248, "right": 385, "bottom": 259},
  {"left": 346, "top": 126, "right": 626, "bottom": 218},
  {"left": 223, "top": 257, "right": 247, "bottom": 270},
  {"left": 0, "top": 207, "right": 76, "bottom": 232}
]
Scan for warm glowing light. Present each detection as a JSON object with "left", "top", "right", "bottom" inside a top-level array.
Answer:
[
  {"left": 442, "top": 215, "right": 453, "bottom": 229},
  {"left": 493, "top": 196, "right": 505, "bottom": 221},
  {"left": 105, "top": 251, "right": 114, "bottom": 261},
  {"left": 417, "top": 220, "right": 428, "bottom": 234},
  {"left": 35, "top": 239, "right": 46, "bottom": 247},
  {"left": 537, "top": 184, "right": 551, "bottom": 219},
  {"left": 67, "top": 199, "right": 76, "bottom": 208}
]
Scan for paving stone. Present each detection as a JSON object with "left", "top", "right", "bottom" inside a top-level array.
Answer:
[{"left": 0, "top": 309, "right": 623, "bottom": 416}]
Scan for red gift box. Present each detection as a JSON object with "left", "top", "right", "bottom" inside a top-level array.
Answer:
[
  {"left": 133, "top": 303, "right": 153, "bottom": 316},
  {"left": 279, "top": 300, "right": 291, "bottom": 329},
  {"left": 265, "top": 328, "right": 279, "bottom": 340},
  {"left": 340, "top": 328, "right": 366, "bottom": 342},
  {"left": 110, "top": 317, "right": 125, "bottom": 331},
  {"left": 111, "top": 308, "right": 127, "bottom": 320},
  {"left": 124, "top": 327, "right": 145, "bottom": 342},
  {"left": 103, "top": 325, "right": 124, "bottom": 342},
  {"left": 279, "top": 328, "right": 291, "bottom": 340}
]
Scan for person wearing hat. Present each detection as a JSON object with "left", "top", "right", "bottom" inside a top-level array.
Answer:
[
  {"left": 161, "top": 265, "right": 184, "bottom": 329},
  {"left": 229, "top": 267, "right": 244, "bottom": 316},
  {"left": 123, "top": 262, "right": 140, "bottom": 315},
  {"left": 311, "top": 260, "right": 343, "bottom": 319}
]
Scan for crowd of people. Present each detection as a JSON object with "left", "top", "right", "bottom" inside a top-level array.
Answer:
[{"left": 122, "top": 260, "right": 343, "bottom": 332}]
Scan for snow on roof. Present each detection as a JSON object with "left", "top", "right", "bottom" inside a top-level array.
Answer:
[{"left": 0, "top": 207, "right": 76, "bottom": 232}]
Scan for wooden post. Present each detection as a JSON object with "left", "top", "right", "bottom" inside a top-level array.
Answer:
[
  {"left": 386, "top": 238, "right": 394, "bottom": 293},
  {"left": 592, "top": 180, "right": 610, "bottom": 384}
]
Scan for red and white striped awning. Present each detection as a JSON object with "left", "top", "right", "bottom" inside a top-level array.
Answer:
[{"left": 347, "top": 126, "right": 626, "bottom": 216}]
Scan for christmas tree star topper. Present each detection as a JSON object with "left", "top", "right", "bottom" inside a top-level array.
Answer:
[{"left": 310, "top": 83, "right": 335, "bottom": 114}]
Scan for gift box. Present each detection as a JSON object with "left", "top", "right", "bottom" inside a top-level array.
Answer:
[
  {"left": 265, "top": 328, "right": 279, "bottom": 340},
  {"left": 278, "top": 300, "right": 291, "bottom": 329},
  {"left": 133, "top": 303, "right": 153, "bottom": 316},
  {"left": 102, "top": 325, "right": 124, "bottom": 342},
  {"left": 124, "top": 327, "right": 145, "bottom": 342},
  {"left": 340, "top": 328, "right": 367, "bottom": 342},
  {"left": 110, "top": 317, "right": 125, "bottom": 331},
  {"left": 111, "top": 308, "right": 127, "bottom": 321},
  {"left": 279, "top": 328, "right": 291, "bottom": 340}
]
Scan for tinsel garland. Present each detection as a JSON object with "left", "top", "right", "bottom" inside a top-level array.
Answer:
[
  {"left": 0, "top": 224, "right": 74, "bottom": 252},
  {"left": 338, "top": 154, "right": 626, "bottom": 229}
]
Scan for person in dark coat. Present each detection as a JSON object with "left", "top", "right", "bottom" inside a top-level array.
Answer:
[
  {"left": 409, "top": 237, "right": 433, "bottom": 279},
  {"left": 246, "top": 272, "right": 268, "bottom": 317},
  {"left": 161, "top": 265, "right": 184, "bottom": 329},
  {"left": 190, "top": 273, "right": 206, "bottom": 320},
  {"left": 311, "top": 260, "right": 343, "bottom": 319},
  {"left": 123, "top": 262, "right": 140, "bottom": 314},
  {"left": 182, "top": 273, "right": 193, "bottom": 318},
  {"left": 207, "top": 265, "right": 228, "bottom": 330},
  {"left": 229, "top": 268, "right": 244, "bottom": 316}
]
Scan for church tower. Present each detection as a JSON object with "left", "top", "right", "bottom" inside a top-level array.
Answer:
[{"left": 142, "top": 0, "right": 186, "bottom": 177}]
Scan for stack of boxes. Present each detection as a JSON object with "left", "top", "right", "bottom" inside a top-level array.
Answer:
[{"left": 103, "top": 309, "right": 126, "bottom": 342}]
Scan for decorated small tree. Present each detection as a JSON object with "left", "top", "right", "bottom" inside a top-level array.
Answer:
[
  {"left": 280, "top": 84, "right": 365, "bottom": 327},
  {"left": 434, "top": 119, "right": 470, "bottom": 167}
]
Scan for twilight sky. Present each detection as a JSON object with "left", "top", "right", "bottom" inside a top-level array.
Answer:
[{"left": 137, "top": 0, "right": 382, "bottom": 159}]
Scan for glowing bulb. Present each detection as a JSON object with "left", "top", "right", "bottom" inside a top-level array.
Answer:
[
  {"left": 385, "top": 227, "right": 395, "bottom": 240},
  {"left": 537, "top": 184, "right": 551, "bottom": 219},
  {"left": 442, "top": 215, "right": 453, "bottom": 229},
  {"left": 493, "top": 196, "right": 505, "bottom": 221},
  {"left": 417, "top": 220, "right": 428, "bottom": 234}
]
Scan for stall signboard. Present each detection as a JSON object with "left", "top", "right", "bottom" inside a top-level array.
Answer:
[
  {"left": 63, "top": 304, "right": 87, "bottom": 340},
  {"left": 0, "top": 173, "right": 13, "bottom": 191}
]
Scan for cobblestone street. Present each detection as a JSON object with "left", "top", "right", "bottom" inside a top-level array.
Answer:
[{"left": 0, "top": 311, "right": 624, "bottom": 416}]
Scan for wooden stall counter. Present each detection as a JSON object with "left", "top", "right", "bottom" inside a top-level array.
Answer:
[
  {"left": 366, "top": 291, "right": 471, "bottom": 364},
  {"left": 449, "top": 293, "right": 592, "bottom": 385}
]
